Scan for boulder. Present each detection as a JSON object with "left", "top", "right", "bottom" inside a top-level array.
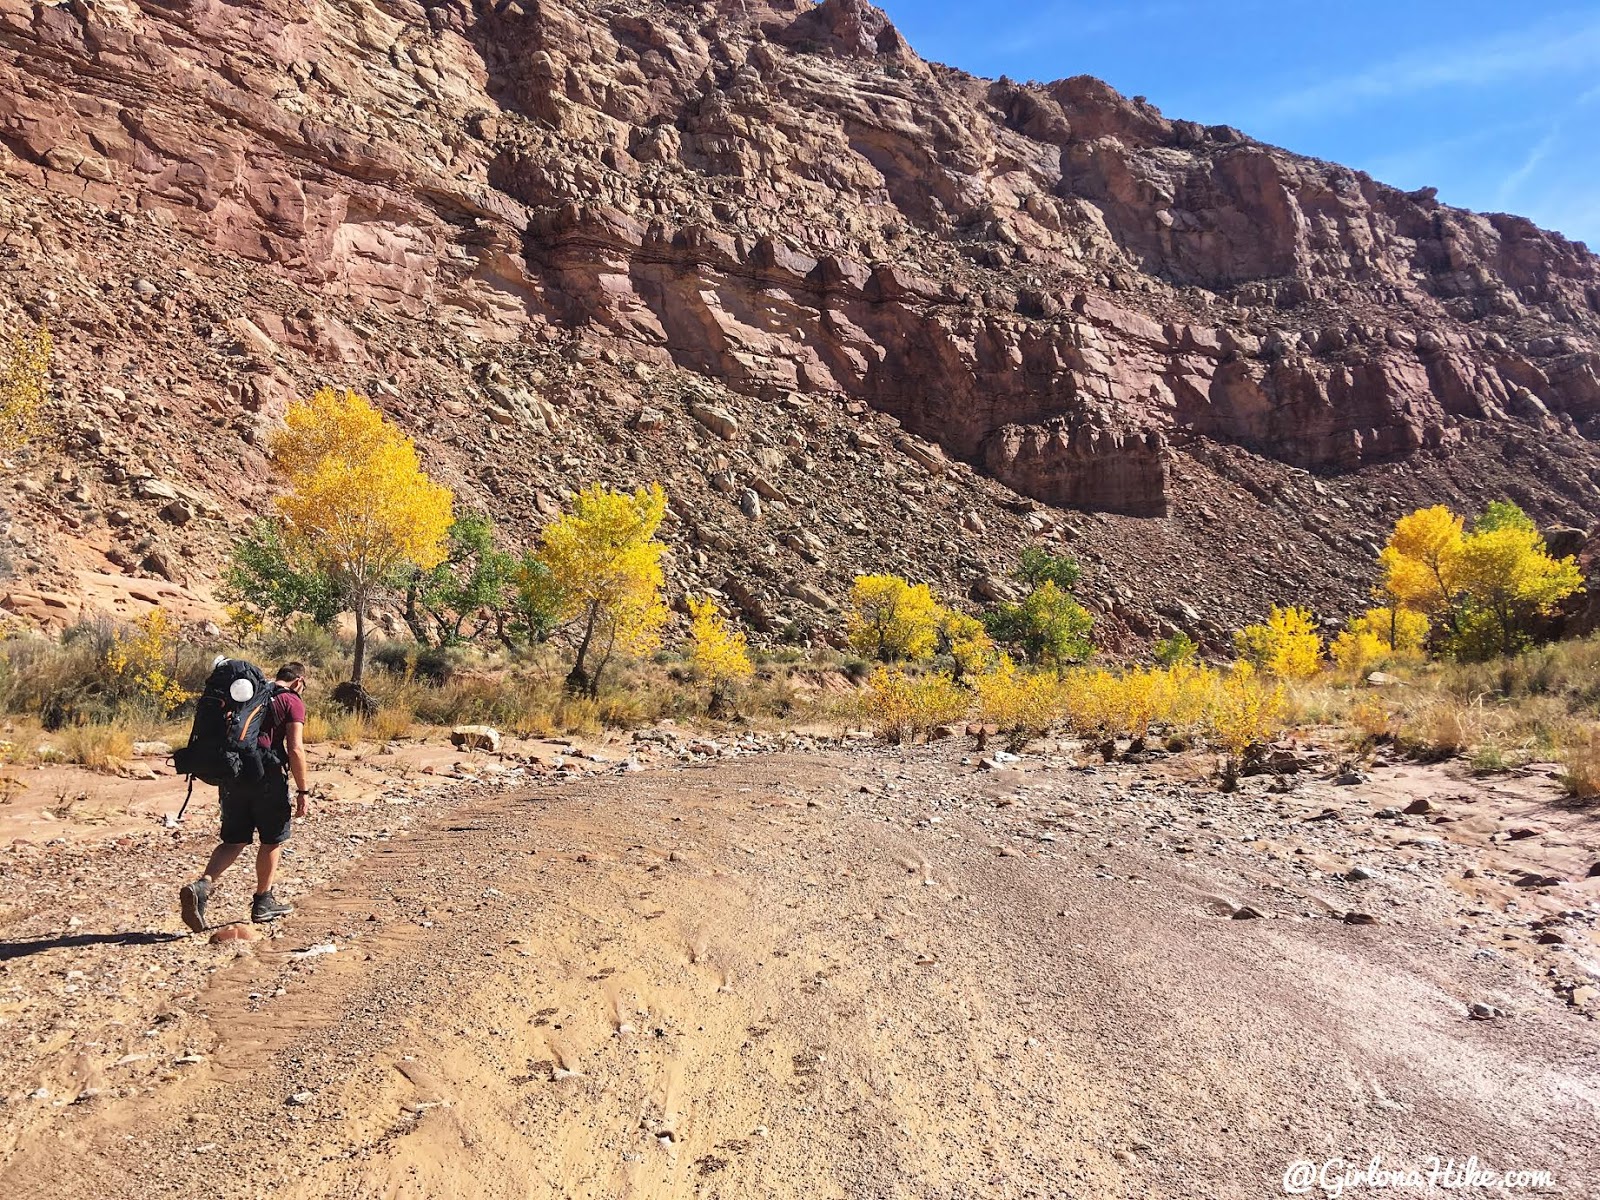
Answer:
[
  {"left": 689, "top": 403, "right": 739, "bottom": 440},
  {"left": 450, "top": 725, "right": 502, "bottom": 753}
]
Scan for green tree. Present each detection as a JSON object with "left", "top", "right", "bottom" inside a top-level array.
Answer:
[
  {"left": 403, "top": 513, "right": 514, "bottom": 647},
  {"left": 1153, "top": 631, "right": 1198, "bottom": 668},
  {"left": 984, "top": 581, "right": 1094, "bottom": 668},
  {"left": 1016, "top": 548, "right": 1082, "bottom": 591},
  {"left": 505, "top": 552, "right": 563, "bottom": 648},
  {"left": 221, "top": 519, "right": 349, "bottom": 629}
]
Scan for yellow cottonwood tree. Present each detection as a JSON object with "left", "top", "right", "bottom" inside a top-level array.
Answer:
[
  {"left": 271, "top": 388, "right": 453, "bottom": 688},
  {"left": 1376, "top": 501, "right": 1583, "bottom": 659},
  {"left": 688, "top": 595, "right": 753, "bottom": 712},
  {"left": 0, "top": 323, "right": 50, "bottom": 455},
  {"left": 1453, "top": 502, "right": 1583, "bottom": 657},
  {"left": 847, "top": 574, "right": 942, "bottom": 662},
  {"left": 537, "top": 482, "right": 669, "bottom": 697},
  {"left": 1378, "top": 505, "right": 1465, "bottom": 616}
]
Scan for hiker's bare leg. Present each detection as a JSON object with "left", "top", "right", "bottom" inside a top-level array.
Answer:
[
  {"left": 203, "top": 842, "right": 247, "bottom": 882},
  {"left": 255, "top": 843, "right": 282, "bottom": 894}
]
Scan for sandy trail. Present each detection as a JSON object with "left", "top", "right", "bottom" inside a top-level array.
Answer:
[{"left": 3, "top": 745, "right": 1598, "bottom": 1198}]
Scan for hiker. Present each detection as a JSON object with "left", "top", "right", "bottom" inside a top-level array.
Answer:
[{"left": 179, "top": 662, "right": 311, "bottom": 930}]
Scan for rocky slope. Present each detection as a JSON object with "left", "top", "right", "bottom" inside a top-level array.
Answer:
[{"left": 2, "top": 0, "right": 1599, "bottom": 646}]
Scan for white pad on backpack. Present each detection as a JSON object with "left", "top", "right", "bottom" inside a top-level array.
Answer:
[{"left": 229, "top": 678, "right": 256, "bottom": 702}]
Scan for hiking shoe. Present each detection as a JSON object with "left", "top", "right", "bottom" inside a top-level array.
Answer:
[
  {"left": 250, "top": 890, "right": 292, "bottom": 923},
  {"left": 179, "top": 878, "right": 210, "bottom": 933}
]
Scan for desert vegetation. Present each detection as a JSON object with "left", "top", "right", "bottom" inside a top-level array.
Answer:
[{"left": 0, "top": 387, "right": 1591, "bottom": 799}]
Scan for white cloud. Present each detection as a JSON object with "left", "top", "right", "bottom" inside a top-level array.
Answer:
[
  {"left": 1497, "top": 125, "right": 1562, "bottom": 205},
  {"left": 1259, "top": 15, "right": 1600, "bottom": 122}
]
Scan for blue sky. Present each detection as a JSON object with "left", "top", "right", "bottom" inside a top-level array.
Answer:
[{"left": 882, "top": 1, "right": 1600, "bottom": 248}]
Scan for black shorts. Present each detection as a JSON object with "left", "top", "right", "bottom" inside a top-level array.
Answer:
[{"left": 218, "top": 769, "right": 292, "bottom": 846}]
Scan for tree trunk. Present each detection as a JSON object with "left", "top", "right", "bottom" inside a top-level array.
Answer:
[
  {"left": 566, "top": 602, "right": 599, "bottom": 695},
  {"left": 352, "top": 596, "right": 368, "bottom": 686},
  {"left": 402, "top": 576, "right": 431, "bottom": 644},
  {"left": 589, "top": 624, "right": 618, "bottom": 700}
]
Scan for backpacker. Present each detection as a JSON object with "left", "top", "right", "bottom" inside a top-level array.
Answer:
[{"left": 173, "top": 658, "right": 279, "bottom": 786}]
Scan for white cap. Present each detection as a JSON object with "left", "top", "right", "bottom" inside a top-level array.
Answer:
[{"left": 228, "top": 678, "right": 256, "bottom": 703}]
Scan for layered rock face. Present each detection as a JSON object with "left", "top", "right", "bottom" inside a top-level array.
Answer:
[{"left": 2, "top": 0, "right": 1599, "bottom": 637}]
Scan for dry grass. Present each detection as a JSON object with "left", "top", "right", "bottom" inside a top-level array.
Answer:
[
  {"left": 1284, "top": 636, "right": 1600, "bottom": 771},
  {"left": 1561, "top": 730, "right": 1600, "bottom": 801},
  {"left": 54, "top": 723, "right": 134, "bottom": 772},
  {"left": 365, "top": 705, "right": 415, "bottom": 742}
]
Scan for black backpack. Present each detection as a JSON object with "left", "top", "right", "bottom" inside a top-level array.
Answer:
[{"left": 173, "top": 659, "right": 280, "bottom": 786}]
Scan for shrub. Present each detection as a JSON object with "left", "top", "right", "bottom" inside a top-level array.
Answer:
[
  {"left": 366, "top": 705, "right": 415, "bottom": 742},
  {"left": 413, "top": 645, "right": 462, "bottom": 686},
  {"left": 1235, "top": 605, "right": 1322, "bottom": 678},
  {"left": 260, "top": 617, "right": 341, "bottom": 670},
  {"left": 974, "top": 658, "right": 1062, "bottom": 749},
  {"left": 1346, "top": 696, "right": 1392, "bottom": 746},
  {"left": 102, "top": 610, "right": 191, "bottom": 718},
  {"left": 1393, "top": 697, "right": 1475, "bottom": 761},
  {"left": 860, "top": 666, "right": 969, "bottom": 743},
  {"left": 1153, "top": 632, "right": 1198, "bottom": 668},
  {"left": 1207, "top": 662, "right": 1287, "bottom": 758},
  {"left": 1561, "top": 730, "right": 1600, "bottom": 801},
  {"left": 1330, "top": 606, "right": 1429, "bottom": 675},
  {"left": 56, "top": 723, "right": 134, "bottom": 772}
]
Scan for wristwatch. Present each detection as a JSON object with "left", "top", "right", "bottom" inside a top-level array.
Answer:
[{"left": 296, "top": 788, "right": 310, "bottom": 796}]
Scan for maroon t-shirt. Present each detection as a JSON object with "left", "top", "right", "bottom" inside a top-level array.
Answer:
[{"left": 258, "top": 686, "right": 306, "bottom": 754}]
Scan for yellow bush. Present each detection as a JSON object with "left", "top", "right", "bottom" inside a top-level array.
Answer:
[
  {"left": 847, "top": 575, "right": 942, "bottom": 662},
  {"left": 1055, "top": 664, "right": 1215, "bottom": 749},
  {"left": 1163, "top": 661, "right": 1220, "bottom": 730},
  {"left": 1207, "top": 662, "right": 1287, "bottom": 756},
  {"left": 1235, "top": 605, "right": 1322, "bottom": 679},
  {"left": 104, "top": 610, "right": 190, "bottom": 716},
  {"left": 1058, "top": 667, "right": 1112, "bottom": 736},
  {"left": 1331, "top": 606, "right": 1430, "bottom": 674},
  {"left": 1347, "top": 696, "right": 1392, "bottom": 744},
  {"left": 0, "top": 322, "right": 50, "bottom": 454},
  {"left": 861, "top": 666, "right": 970, "bottom": 743},
  {"left": 688, "top": 596, "right": 754, "bottom": 687},
  {"left": 974, "top": 657, "right": 1062, "bottom": 746}
]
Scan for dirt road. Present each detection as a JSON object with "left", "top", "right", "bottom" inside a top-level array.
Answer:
[{"left": 3, "top": 743, "right": 1597, "bottom": 1198}]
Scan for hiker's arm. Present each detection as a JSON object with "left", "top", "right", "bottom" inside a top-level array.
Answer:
[{"left": 286, "top": 721, "right": 309, "bottom": 816}]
